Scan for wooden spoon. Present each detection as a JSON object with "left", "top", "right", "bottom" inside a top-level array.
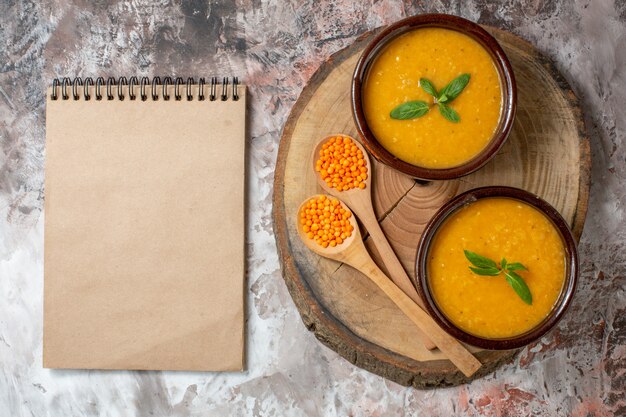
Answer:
[
  {"left": 312, "top": 134, "right": 437, "bottom": 350},
  {"left": 296, "top": 195, "right": 482, "bottom": 378}
]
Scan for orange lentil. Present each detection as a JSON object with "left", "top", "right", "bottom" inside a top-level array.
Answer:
[
  {"left": 315, "top": 135, "right": 368, "bottom": 191},
  {"left": 300, "top": 195, "right": 354, "bottom": 248}
]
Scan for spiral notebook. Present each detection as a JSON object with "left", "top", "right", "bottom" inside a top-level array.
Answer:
[{"left": 43, "top": 77, "right": 246, "bottom": 371}]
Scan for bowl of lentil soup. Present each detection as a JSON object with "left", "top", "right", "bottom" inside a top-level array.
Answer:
[
  {"left": 352, "top": 14, "right": 516, "bottom": 180},
  {"left": 415, "top": 186, "right": 578, "bottom": 350}
]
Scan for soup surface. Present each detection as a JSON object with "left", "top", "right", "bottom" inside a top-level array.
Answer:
[
  {"left": 427, "top": 198, "right": 566, "bottom": 339},
  {"left": 363, "top": 28, "right": 502, "bottom": 168}
]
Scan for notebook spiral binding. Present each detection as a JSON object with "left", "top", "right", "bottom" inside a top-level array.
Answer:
[{"left": 50, "top": 76, "right": 240, "bottom": 102}]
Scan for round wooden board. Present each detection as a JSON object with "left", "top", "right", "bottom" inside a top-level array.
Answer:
[{"left": 273, "top": 27, "right": 590, "bottom": 388}]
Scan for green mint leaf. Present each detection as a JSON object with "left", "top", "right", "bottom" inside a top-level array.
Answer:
[
  {"left": 390, "top": 101, "right": 430, "bottom": 120},
  {"left": 464, "top": 250, "right": 498, "bottom": 269},
  {"left": 439, "top": 103, "right": 460, "bottom": 123},
  {"left": 439, "top": 73, "right": 470, "bottom": 102},
  {"left": 506, "top": 262, "right": 528, "bottom": 271},
  {"left": 419, "top": 78, "right": 438, "bottom": 97},
  {"left": 469, "top": 266, "right": 501, "bottom": 276},
  {"left": 437, "top": 94, "right": 449, "bottom": 103},
  {"left": 465, "top": 251, "right": 532, "bottom": 304},
  {"left": 504, "top": 271, "right": 533, "bottom": 305}
]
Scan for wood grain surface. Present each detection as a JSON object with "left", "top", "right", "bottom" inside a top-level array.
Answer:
[{"left": 273, "top": 27, "right": 590, "bottom": 388}]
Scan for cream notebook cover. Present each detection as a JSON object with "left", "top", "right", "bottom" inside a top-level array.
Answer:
[{"left": 43, "top": 77, "right": 246, "bottom": 371}]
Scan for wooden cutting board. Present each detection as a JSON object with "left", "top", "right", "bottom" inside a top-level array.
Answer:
[{"left": 273, "top": 27, "right": 590, "bottom": 388}]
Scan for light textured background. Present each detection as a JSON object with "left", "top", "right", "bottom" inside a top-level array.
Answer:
[{"left": 1, "top": 0, "right": 624, "bottom": 416}]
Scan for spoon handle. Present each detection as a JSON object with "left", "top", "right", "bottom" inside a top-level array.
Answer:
[
  {"left": 346, "top": 194, "right": 437, "bottom": 350},
  {"left": 349, "top": 253, "right": 482, "bottom": 378},
  {"left": 362, "top": 209, "right": 420, "bottom": 297},
  {"left": 351, "top": 198, "right": 426, "bottom": 307}
]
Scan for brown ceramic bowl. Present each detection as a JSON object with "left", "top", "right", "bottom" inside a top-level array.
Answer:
[
  {"left": 415, "top": 186, "right": 578, "bottom": 350},
  {"left": 352, "top": 14, "right": 517, "bottom": 181}
]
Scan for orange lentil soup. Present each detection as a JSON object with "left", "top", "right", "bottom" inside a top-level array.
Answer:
[
  {"left": 427, "top": 198, "right": 566, "bottom": 339},
  {"left": 363, "top": 28, "right": 502, "bottom": 168}
]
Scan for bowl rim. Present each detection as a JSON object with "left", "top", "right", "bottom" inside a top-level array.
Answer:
[
  {"left": 352, "top": 13, "right": 517, "bottom": 180},
  {"left": 415, "top": 186, "right": 579, "bottom": 350}
]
